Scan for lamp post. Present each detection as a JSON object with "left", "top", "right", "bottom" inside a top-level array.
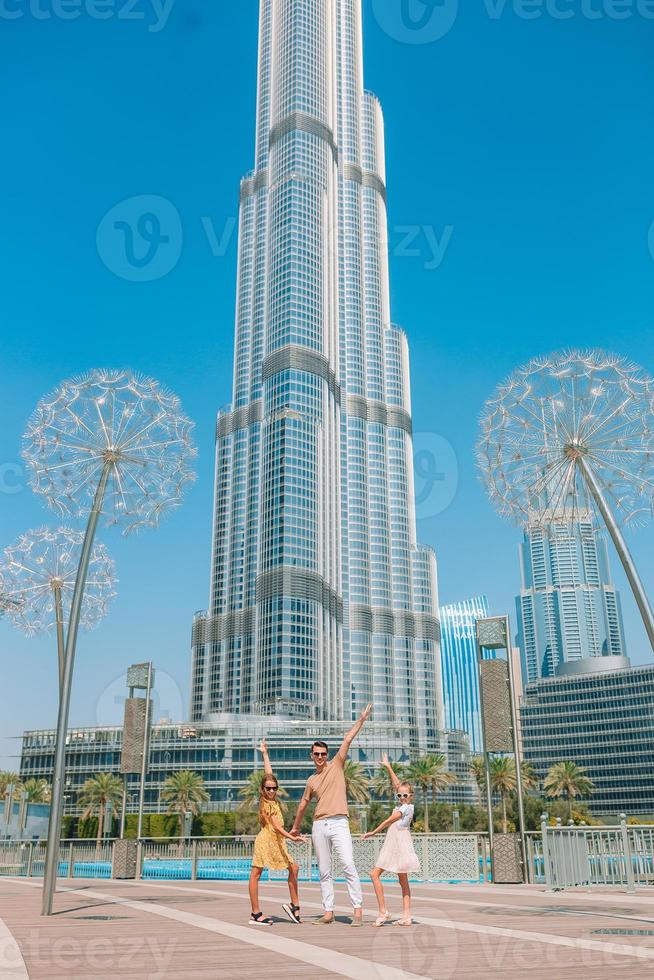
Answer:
[{"left": 21, "top": 369, "right": 196, "bottom": 916}]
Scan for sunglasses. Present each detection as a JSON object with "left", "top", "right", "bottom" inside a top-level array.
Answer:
[
  {"left": 397, "top": 793, "right": 411, "bottom": 799},
  {"left": 312, "top": 751, "right": 328, "bottom": 758},
  {"left": 264, "top": 786, "right": 278, "bottom": 792}
]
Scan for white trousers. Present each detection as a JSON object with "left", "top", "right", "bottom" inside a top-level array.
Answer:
[{"left": 312, "top": 816, "right": 363, "bottom": 912}]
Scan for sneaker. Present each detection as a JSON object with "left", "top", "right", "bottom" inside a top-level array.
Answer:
[{"left": 282, "top": 903, "right": 301, "bottom": 924}]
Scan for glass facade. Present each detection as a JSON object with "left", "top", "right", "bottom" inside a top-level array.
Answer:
[
  {"left": 190, "top": 0, "right": 442, "bottom": 752},
  {"left": 439, "top": 596, "right": 491, "bottom": 753},
  {"left": 520, "top": 660, "right": 654, "bottom": 816},
  {"left": 516, "top": 508, "right": 626, "bottom": 683}
]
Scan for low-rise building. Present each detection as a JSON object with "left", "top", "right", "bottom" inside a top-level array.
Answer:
[{"left": 20, "top": 717, "right": 476, "bottom": 819}]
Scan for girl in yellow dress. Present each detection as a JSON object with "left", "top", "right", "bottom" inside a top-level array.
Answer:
[{"left": 249, "top": 739, "right": 304, "bottom": 926}]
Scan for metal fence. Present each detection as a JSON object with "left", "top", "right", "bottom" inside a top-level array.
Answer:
[
  {"left": 541, "top": 818, "right": 654, "bottom": 892},
  {"left": 0, "top": 839, "right": 114, "bottom": 879},
  {"left": 0, "top": 834, "right": 488, "bottom": 884},
  {"left": 3, "top": 825, "right": 651, "bottom": 889}
]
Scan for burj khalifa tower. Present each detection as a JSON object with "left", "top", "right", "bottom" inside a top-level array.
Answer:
[{"left": 191, "top": 0, "right": 443, "bottom": 753}]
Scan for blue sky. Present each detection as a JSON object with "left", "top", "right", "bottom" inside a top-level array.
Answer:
[{"left": 1, "top": 1, "right": 654, "bottom": 767}]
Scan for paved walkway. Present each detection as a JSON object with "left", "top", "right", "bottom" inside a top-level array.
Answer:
[{"left": 1, "top": 877, "right": 654, "bottom": 978}]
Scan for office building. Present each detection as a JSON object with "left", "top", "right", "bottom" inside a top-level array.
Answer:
[
  {"left": 516, "top": 508, "right": 626, "bottom": 683},
  {"left": 520, "top": 657, "right": 654, "bottom": 816}
]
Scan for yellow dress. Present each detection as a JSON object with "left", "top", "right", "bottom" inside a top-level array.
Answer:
[{"left": 252, "top": 800, "right": 293, "bottom": 870}]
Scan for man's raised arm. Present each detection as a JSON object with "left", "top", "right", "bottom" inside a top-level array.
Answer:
[{"left": 337, "top": 704, "right": 372, "bottom": 763}]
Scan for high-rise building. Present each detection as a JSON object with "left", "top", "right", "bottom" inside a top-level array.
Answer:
[
  {"left": 520, "top": 657, "right": 654, "bottom": 816},
  {"left": 439, "top": 596, "right": 490, "bottom": 753},
  {"left": 516, "top": 508, "right": 626, "bottom": 683},
  {"left": 190, "top": 1, "right": 442, "bottom": 751}
]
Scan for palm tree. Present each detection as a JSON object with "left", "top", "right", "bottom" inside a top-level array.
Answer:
[
  {"left": 78, "top": 773, "right": 123, "bottom": 847},
  {"left": 489, "top": 757, "right": 517, "bottom": 833},
  {"left": 544, "top": 762, "right": 595, "bottom": 821},
  {"left": 0, "top": 771, "right": 23, "bottom": 803},
  {"left": 343, "top": 761, "right": 370, "bottom": 805},
  {"left": 407, "top": 754, "right": 457, "bottom": 833},
  {"left": 237, "top": 771, "right": 288, "bottom": 811},
  {"left": 22, "top": 778, "right": 51, "bottom": 803},
  {"left": 520, "top": 761, "right": 538, "bottom": 793},
  {"left": 372, "top": 760, "right": 408, "bottom": 801},
  {"left": 470, "top": 756, "right": 487, "bottom": 805},
  {"left": 161, "top": 770, "right": 210, "bottom": 842}
]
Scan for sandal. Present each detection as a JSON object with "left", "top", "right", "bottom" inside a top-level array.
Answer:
[
  {"left": 282, "top": 903, "right": 302, "bottom": 924},
  {"left": 373, "top": 912, "right": 391, "bottom": 927},
  {"left": 394, "top": 917, "right": 413, "bottom": 927},
  {"left": 250, "top": 912, "right": 274, "bottom": 926}
]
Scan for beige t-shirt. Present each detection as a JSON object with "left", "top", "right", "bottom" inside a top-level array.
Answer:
[{"left": 303, "top": 755, "right": 348, "bottom": 820}]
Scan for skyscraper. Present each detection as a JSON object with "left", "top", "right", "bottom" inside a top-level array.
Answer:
[
  {"left": 516, "top": 509, "right": 626, "bottom": 683},
  {"left": 439, "top": 596, "right": 489, "bottom": 753},
  {"left": 190, "top": 1, "right": 442, "bottom": 751}
]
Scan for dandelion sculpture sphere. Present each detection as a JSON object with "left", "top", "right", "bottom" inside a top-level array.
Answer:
[
  {"left": 22, "top": 369, "right": 197, "bottom": 916},
  {"left": 478, "top": 349, "right": 654, "bottom": 653},
  {"left": 0, "top": 527, "right": 116, "bottom": 684},
  {"left": 23, "top": 369, "right": 197, "bottom": 532}
]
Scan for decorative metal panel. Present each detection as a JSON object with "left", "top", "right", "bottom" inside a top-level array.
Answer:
[
  {"left": 121, "top": 697, "right": 147, "bottom": 774},
  {"left": 112, "top": 839, "right": 138, "bottom": 879},
  {"left": 492, "top": 833, "right": 524, "bottom": 884},
  {"left": 422, "top": 835, "right": 479, "bottom": 883},
  {"left": 480, "top": 659, "right": 513, "bottom": 752},
  {"left": 477, "top": 617, "right": 508, "bottom": 651},
  {"left": 331, "top": 834, "right": 479, "bottom": 884},
  {"left": 126, "top": 664, "right": 152, "bottom": 690}
]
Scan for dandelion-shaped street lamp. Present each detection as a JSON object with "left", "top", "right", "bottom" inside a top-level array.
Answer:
[
  {"left": 23, "top": 369, "right": 196, "bottom": 915},
  {"left": 0, "top": 527, "right": 116, "bottom": 690},
  {"left": 477, "top": 349, "right": 654, "bottom": 652}
]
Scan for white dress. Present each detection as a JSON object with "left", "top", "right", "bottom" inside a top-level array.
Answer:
[{"left": 376, "top": 804, "right": 421, "bottom": 875}]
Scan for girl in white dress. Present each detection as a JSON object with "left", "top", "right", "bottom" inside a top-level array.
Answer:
[{"left": 363, "top": 754, "right": 421, "bottom": 927}]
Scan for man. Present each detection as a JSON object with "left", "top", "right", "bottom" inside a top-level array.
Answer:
[{"left": 291, "top": 704, "right": 372, "bottom": 926}]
